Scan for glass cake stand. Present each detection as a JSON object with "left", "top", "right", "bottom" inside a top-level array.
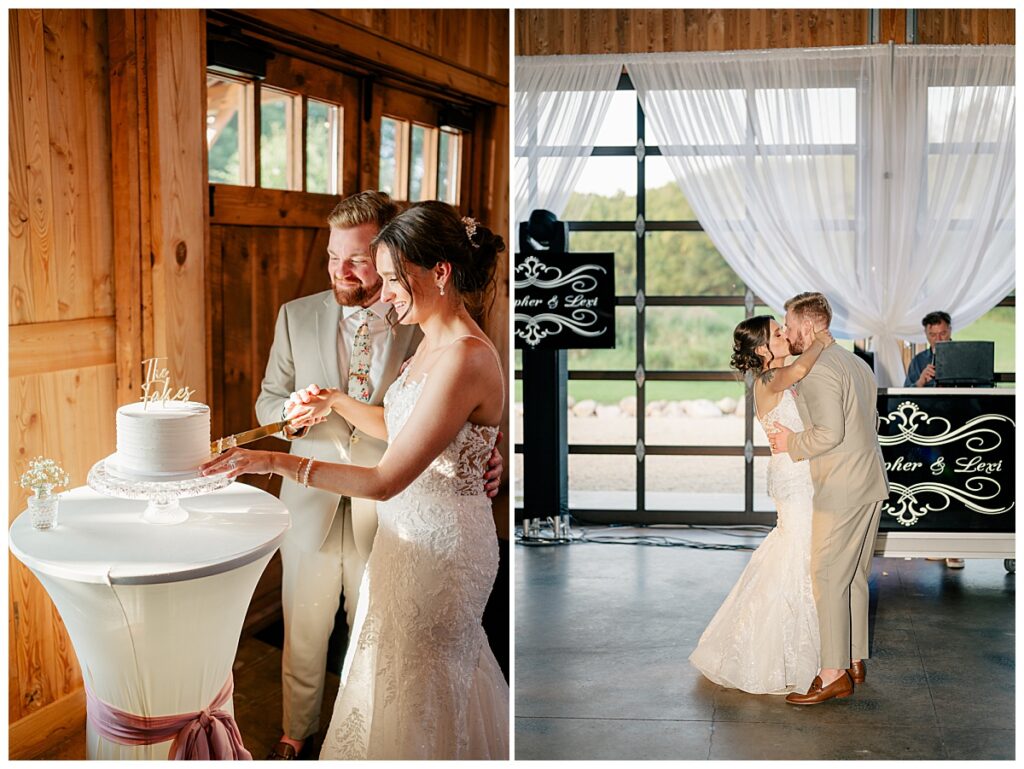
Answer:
[{"left": 87, "top": 455, "right": 233, "bottom": 525}]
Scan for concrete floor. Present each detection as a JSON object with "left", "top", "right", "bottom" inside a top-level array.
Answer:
[{"left": 515, "top": 526, "right": 1015, "bottom": 761}]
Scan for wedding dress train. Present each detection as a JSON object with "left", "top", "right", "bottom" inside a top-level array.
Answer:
[
  {"left": 689, "top": 387, "right": 820, "bottom": 694},
  {"left": 319, "top": 361, "right": 509, "bottom": 759}
]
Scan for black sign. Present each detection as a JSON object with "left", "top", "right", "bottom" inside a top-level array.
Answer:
[
  {"left": 514, "top": 252, "right": 615, "bottom": 350},
  {"left": 877, "top": 392, "right": 1015, "bottom": 533}
]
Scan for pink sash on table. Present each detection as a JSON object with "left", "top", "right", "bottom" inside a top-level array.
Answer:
[{"left": 85, "top": 676, "right": 253, "bottom": 760}]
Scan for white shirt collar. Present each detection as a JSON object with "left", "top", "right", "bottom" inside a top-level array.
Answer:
[{"left": 342, "top": 299, "right": 392, "bottom": 321}]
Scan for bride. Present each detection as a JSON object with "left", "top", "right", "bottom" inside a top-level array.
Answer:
[
  {"left": 689, "top": 316, "right": 832, "bottom": 695},
  {"left": 201, "top": 201, "right": 509, "bottom": 759}
]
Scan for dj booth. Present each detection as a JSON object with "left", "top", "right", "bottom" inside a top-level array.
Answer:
[{"left": 873, "top": 387, "right": 1015, "bottom": 569}]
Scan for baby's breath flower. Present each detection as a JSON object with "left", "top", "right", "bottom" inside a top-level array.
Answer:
[{"left": 19, "top": 457, "right": 71, "bottom": 494}]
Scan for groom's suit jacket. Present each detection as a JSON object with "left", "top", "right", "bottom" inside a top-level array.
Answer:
[
  {"left": 255, "top": 290, "right": 422, "bottom": 553},
  {"left": 788, "top": 344, "right": 889, "bottom": 511}
]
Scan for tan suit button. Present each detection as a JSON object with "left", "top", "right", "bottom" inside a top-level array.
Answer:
[{"left": 351, "top": 435, "right": 360, "bottom": 445}]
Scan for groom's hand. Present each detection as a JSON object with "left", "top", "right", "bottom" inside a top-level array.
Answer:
[
  {"left": 769, "top": 424, "right": 794, "bottom": 453},
  {"left": 483, "top": 432, "right": 504, "bottom": 498}
]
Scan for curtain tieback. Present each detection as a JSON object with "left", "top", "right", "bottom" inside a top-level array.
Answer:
[{"left": 85, "top": 675, "right": 252, "bottom": 760}]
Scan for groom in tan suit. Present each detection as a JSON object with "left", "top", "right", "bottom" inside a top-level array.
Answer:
[
  {"left": 256, "top": 192, "right": 421, "bottom": 758},
  {"left": 769, "top": 292, "right": 889, "bottom": 705}
]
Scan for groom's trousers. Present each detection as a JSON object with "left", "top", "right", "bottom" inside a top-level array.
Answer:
[
  {"left": 279, "top": 497, "right": 367, "bottom": 740},
  {"left": 810, "top": 499, "right": 883, "bottom": 669}
]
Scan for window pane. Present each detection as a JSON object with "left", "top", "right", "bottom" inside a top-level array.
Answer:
[
  {"left": 646, "top": 456, "right": 746, "bottom": 511},
  {"left": 568, "top": 380, "right": 636, "bottom": 445},
  {"left": 645, "top": 381, "right": 745, "bottom": 446},
  {"left": 753, "top": 154, "right": 857, "bottom": 220},
  {"left": 645, "top": 156, "right": 697, "bottom": 220},
  {"left": 928, "top": 86, "right": 1013, "bottom": 145},
  {"left": 569, "top": 230, "right": 636, "bottom": 297},
  {"left": 754, "top": 88, "right": 857, "bottom": 145},
  {"left": 207, "top": 75, "right": 249, "bottom": 185},
  {"left": 645, "top": 306, "right": 746, "bottom": 371},
  {"left": 594, "top": 89, "right": 638, "bottom": 146},
  {"left": 644, "top": 231, "right": 745, "bottom": 296},
  {"left": 379, "top": 117, "right": 400, "bottom": 196},
  {"left": 567, "top": 306, "right": 636, "bottom": 371},
  {"left": 562, "top": 156, "right": 637, "bottom": 221},
  {"left": 957, "top": 305, "right": 1014, "bottom": 373},
  {"left": 438, "top": 129, "right": 461, "bottom": 204},
  {"left": 569, "top": 455, "right": 636, "bottom": 510},
  {"left": 306, "top": 99, "right": 340, "bottom": 194},
  {"left": 927, "top": 152, "right": 999, "bottom": 220},
  {"left": 645, "top": 88, "right": 747, "bottom": 147},
  {"left": 261, "top": 88, "right": 295, "bottom": 190},
  {"left": 409, "top": 124, "right": 427, "bottom": 201}
]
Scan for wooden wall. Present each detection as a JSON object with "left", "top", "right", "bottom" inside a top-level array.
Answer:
[
  {"left": 515, "top": 8, "right": 1014, "bottom": 55},
  {"left": 917, "top": 9, "right": 1015, "bottom": 44},
  {"left": 9, "top": 8, "right": 112, "bottom": 746},
  {"left": 9, "top": 9, "right": 208, "bottom": 757},
  {"left": 324, "top": 9, "right": 508, "bottom": 86}
]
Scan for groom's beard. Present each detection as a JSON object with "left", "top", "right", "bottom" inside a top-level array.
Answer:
[
  {"left": 332, "top": 278, "right": 382, "bottom": 307},
  {"left": 789, "top": 336, "right": 806, "bottom": 355}
]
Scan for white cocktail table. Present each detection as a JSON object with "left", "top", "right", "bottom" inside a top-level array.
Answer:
[{"left": 9, "top": 482, "right": 290, "bottom": 760}]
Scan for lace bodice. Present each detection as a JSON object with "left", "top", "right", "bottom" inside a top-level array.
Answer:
[
  {"left": 382, "top": 367, "right": 499, "bottom": 499},
  {"left": 758, "top": 388, "right": 814, "bottom": 503}
]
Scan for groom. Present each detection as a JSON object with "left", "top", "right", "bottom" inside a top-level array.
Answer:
[
  {"left": 769, "top": 292, "right": 889, "bottom": 705},
  {"left": 255, "top": 191, "right": 502, "bottom": 758}
]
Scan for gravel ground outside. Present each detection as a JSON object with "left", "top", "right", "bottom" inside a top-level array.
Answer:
[{"left": 514, "top": 410, "right": 774, "bottom": 509}]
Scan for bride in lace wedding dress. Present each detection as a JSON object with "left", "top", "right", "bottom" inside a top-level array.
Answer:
[
  {"left": 689, "top": 316, "right": 832, "bottom": 695},
  {"left": 203, "top": 201, "right": 508, "bottom": 759}
]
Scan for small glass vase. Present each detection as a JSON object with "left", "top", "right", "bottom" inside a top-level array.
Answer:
[{"left": 28, "top": 488, "right": 58, "bottom": 530}]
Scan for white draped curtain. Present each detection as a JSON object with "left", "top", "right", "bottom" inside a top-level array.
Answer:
[
  {"left": 516, "top": 46, "right": 1015, "bottom": 386},
  {"left": 514, "top": 56, "right": 623, "bottom": 231},
  {"left": 628, "top": 44, "right": 1014, "bottom": 385}
]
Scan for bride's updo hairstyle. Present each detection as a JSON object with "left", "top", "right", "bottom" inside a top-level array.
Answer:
[
  {"left": 730, "top": 315, "right": 774, "bottom": 374},
  {"left": 371, "top": 200, "right": 504, "bottom": 324}
]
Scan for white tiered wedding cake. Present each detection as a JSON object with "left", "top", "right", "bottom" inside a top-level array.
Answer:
[{"left": 114, "top": 401, "right": 212, "bottom": 477}]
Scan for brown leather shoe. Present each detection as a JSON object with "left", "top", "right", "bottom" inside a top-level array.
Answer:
[
  {"left": 267, "top": 741, "right": 306, "bottom": 760},
  {"left": 848, "top": 659, "right": 866, "bottom": 684},
  {"left": 785, "top": 673, "right": 854, "bottom": 705}
]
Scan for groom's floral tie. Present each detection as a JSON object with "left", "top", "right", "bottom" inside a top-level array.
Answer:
[{"left": 348, "top": 308, "right": 373, "bottom": 402}]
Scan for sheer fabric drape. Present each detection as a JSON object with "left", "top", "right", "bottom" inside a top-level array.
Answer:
[
  {"left": 629, "top": 45, "right": 1014, "bottom": 385},
  {"left": 514, "top": 56, "right": 623, "bottom": 231},
  {"left": 515, "top": 47, "right": 1014, "bottom": 385}
]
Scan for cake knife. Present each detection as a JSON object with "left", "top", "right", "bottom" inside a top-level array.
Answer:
[{"left": 210, "top": 420, "right": 292, "bottom": 454}]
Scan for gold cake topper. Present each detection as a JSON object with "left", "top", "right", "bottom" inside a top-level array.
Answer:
[{"left": 141, "top": 358, "right": 196, "bottom": 408}]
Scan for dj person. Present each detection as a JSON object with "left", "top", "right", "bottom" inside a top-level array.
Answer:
[
  {"left": 903, "top": 310, "right": 964, "bottom": 570},
  {"left": 904, "top": 311, "right": 952, "bottom": 388}
]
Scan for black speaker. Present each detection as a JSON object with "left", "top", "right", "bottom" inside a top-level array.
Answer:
[{"left": 519, "top": 209, "right": 568, "bottom": 255}]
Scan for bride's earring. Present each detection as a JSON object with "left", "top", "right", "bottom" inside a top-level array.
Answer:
[{"left": 438, "top": 282, "right": 446, "bottom": 296}]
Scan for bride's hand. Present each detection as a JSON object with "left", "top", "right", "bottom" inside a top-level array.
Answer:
[
  {"left": 287, "top": 384, "right": 339, "bottom": 428},
  {"left": 200, "top": 447, "right": 275, "bottom": 479},
  {"left": 814, "top": 328, "right": 834, "bottom": 347}
]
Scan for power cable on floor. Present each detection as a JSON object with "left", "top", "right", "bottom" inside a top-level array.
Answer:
[{"left": 515, "top": 522, "right": 770, "bottom": 552}]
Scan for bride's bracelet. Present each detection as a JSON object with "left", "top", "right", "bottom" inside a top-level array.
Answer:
[
  {"left": 295, "top": 456, "right": 309, "bottom": 486},
  {"left": 302, "top": 459, "right": 315, "bottom": 488}
]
